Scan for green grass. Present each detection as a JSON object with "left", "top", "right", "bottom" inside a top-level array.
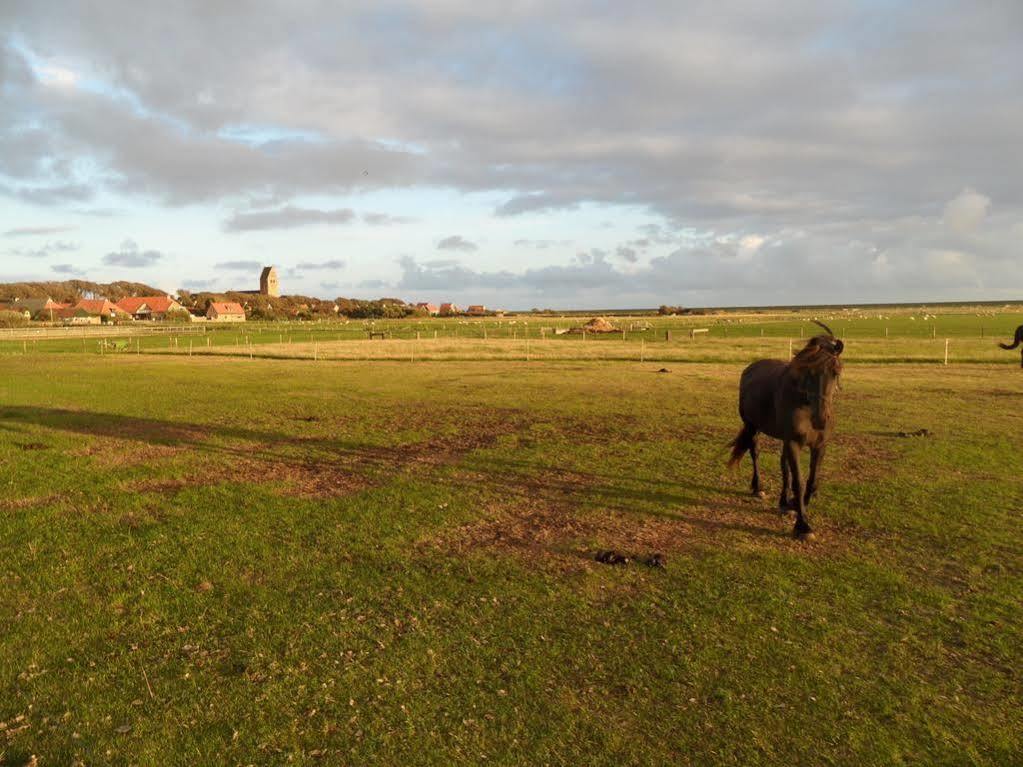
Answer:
[
  {"left": 1, "top": 348, "right": 1021, "bottom": 764},
  {"left": 2, "top": 306, "right": 1022, "bottom": 358}
]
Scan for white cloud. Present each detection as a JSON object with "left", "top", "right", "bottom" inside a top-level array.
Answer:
[{"left": 943, "top": 188, "right": 990, "bottom": 233}]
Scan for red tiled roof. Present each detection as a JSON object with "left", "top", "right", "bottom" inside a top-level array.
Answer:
[
  {"left": 208, "top": 302, "right": 245, "bottom": 315},
  {"left": 117, "top": 296, "right": 181, "bottom": 314},
  {"left": 75, "top": 299, "right": 120, "bottom": 316}
]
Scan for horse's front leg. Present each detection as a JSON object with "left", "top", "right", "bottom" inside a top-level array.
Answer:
[
  {"left": 804, "top": 445, "right": 825, "bottom": 506},
  {"left": 784, "top": 440, "right": 813, "bottom": 540}
]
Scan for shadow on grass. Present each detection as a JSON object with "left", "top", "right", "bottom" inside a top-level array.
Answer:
[{"left": 0, "top": 405, "right": 783, "bottom": 539}]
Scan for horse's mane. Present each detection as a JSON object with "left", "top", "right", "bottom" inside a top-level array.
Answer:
[{"left": 788, "top": 335, "right": 843, "bottom": 379}]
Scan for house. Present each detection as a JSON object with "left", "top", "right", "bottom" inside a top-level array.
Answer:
[
  {"left": 416, "top": 302, "right": 440, "bottom": 316},
  {"left": 4, "top": 297, "right": 63, "bottom": 321},
  {"left": 207, "top": 302, "right": 246, "bottom": 322},
  {"left": 0, "top": 302, "right": 32, "bottom": 320},
  {"left": 439, "top": 302, "right": 459, "bottom": 316},
  {"left": 56, "top": 305, "right": 100, "bottom": 325},
  {"left": 116, "top": 296, "right": 185, "bottom": 321},
  {"left": 466, "top": 304, "right": 487, "bottom": 316},
  {"left": 74, "top": 299, "right": 126, "bottom": 322}
]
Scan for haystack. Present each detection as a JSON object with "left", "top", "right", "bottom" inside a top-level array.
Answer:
[{"left": 574, "top": 316, "right": 618, "bottom": 334}]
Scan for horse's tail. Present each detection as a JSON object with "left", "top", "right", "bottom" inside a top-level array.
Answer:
[
  {"left": 999, "top": 324, "right": 1023, "bottom": 350},
  {"left": 728, "top": 424, "right": 756, "bottom": 468}
]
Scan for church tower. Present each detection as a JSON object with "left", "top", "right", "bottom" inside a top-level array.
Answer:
[{"left": 259, "top": 266, "right": 280, "bottom": 297}]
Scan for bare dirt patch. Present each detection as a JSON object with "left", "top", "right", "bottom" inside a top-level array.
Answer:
[
  {"left": 423, "top": 462, "right": 861, "bottom": 569},
  {"left": 75, "top": 437, "right": 185, "bottom": 468},
  {"left": 118, "top": 411, "right": 534, "bottom": 500},
  {"left": 827, "top": 432, "right": 898, "bottom": 482}
]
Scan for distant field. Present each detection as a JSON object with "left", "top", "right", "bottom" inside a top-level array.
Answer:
[
  {"left": 1, "top": 313, "right": 1022, "bottom": 764},
  {"left": 2, "top": 306, "right": 1022, "bottom": 363}
]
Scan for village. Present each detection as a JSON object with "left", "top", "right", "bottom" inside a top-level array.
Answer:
[{"left": 0, "top": 266, "right": 495, "bottom": 325}]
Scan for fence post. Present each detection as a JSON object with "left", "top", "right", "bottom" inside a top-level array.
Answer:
[
  {"left": 788, "top": 339, "right": 793, "bottom": 357},
  {"left": 944, "top": 338, "right": 949, "bottom": 365}
]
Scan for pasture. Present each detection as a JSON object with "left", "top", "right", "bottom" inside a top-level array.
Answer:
[{"left": 1, "top": 310, "right": 1022, "bottom": 765}]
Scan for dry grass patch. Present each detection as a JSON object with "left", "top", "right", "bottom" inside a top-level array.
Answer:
[
  {"left": 0, "top": 493, "right": 64, "bottom": 511},
  {"left": 423, "top": 477, "right": 856, "bottom": 572}
]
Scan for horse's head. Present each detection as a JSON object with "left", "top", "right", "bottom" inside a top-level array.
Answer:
[{"left": 790, "top": 320, "right": 844, "bottom": 428}]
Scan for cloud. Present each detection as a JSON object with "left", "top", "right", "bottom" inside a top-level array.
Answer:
[
  {"left": 514, "top": 239, "right": 572, "bottom": 249},
  {"left": 296, "top": 259, "right": 346, "bottom": 270},
  {"left": 102, "top": 238, "right": 164, "bottom": 267},
  {"left": 615, "top": 246, "right": 638, "bottom": 263},
  {"left": 362, "top": 212, "right": 415, "bottom": 226},
  {"left": 7, "top": 240, "right": 80, "bottom": 258},
  {"left": 0, "top": 182, "right": 94, "bottom": 206},
  {"left": 51, "top": 263, "right": 83, "bottom": 275},
  {"left": 180, "top": 278, "right": 218, "bottom": 291},
  {"left": 223, "top": 206, "right": 356, "bottom": 232},
  {"left": 4, "top": 3, "right": 1023, "bottom": 302},
  {"left": 4, "top": 225, "right": 77, "bottom": 237},
  {"left": 943, "top": 188, "right": 991, "bottom": 233},
  {"left": 215, "top": 260, "right": 263, "bottom": 270},
  {"left": 437, "top": 235, "right": 478, "bottom": 252},
  {"left": 494, "top": 193, "right": 581, "bottom": 217}
]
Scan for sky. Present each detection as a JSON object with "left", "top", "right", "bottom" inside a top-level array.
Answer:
[{"left": 1, "top": 1, "right": 1021, "bottom": 309}]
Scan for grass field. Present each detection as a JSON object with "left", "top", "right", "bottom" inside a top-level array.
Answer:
[{"left": 2, "top": 320, "right": 1022, "bottom": 764}]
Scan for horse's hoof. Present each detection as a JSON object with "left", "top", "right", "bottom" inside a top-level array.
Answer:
[
  {"left": 753, "top": 490, "right": 766, "bottom": 499},
  {"left": 794, "top": 530, "right": 816, "bottom": 542}
]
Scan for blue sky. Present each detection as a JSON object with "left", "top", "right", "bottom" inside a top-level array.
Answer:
[{"left": 2, "top": 1, "right": 1021, "bottom": 308}]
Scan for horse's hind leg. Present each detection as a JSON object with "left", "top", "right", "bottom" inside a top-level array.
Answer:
[
  {"left": 778, "top": 446, "right": 791, "bottom": 513},
  {"left": 749, "top": 431, "right": 765, "bottom": 498}
]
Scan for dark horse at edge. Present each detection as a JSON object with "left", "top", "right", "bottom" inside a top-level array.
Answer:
[
  {"left": 999, "top": 324, "right": 1023, "bottom": 367},
  {"left": 728, "top": 321, "right": 844, "bottom": 540}
]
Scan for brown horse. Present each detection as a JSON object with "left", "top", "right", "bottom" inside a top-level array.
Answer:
[
  {"left": 728, "top": 321, "right": 844, "bottom": 540},
  {"left": 999, "top": 324, "right": 1023, "bottom": 367}
]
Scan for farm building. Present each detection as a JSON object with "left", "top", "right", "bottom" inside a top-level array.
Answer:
[
  {"left": 56, "top": 305, "right": 100, "bottom": 325},
  {"left": 116, "top": 296, "right": 186, "bottom": 321},
  {"left": 439, "top": 302, "right": 459, "bottom": 316},
  {"left": 0, "top": 302, "right": 32, "bottom": 320},
  {"left": 74, "top": 299, "right": 128, "bottom": 322},
  {"left": 207, "top": 302, "right": 246, "bottom": 322},
  {"left": 416, "top": 302, "right": 440, "bottom": 315},
  {"left": 466, "top": 305, "right": 487, "bottom": 316},
  {"left": 2, "top": 297, "right": 63, "bottom": 321}
]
